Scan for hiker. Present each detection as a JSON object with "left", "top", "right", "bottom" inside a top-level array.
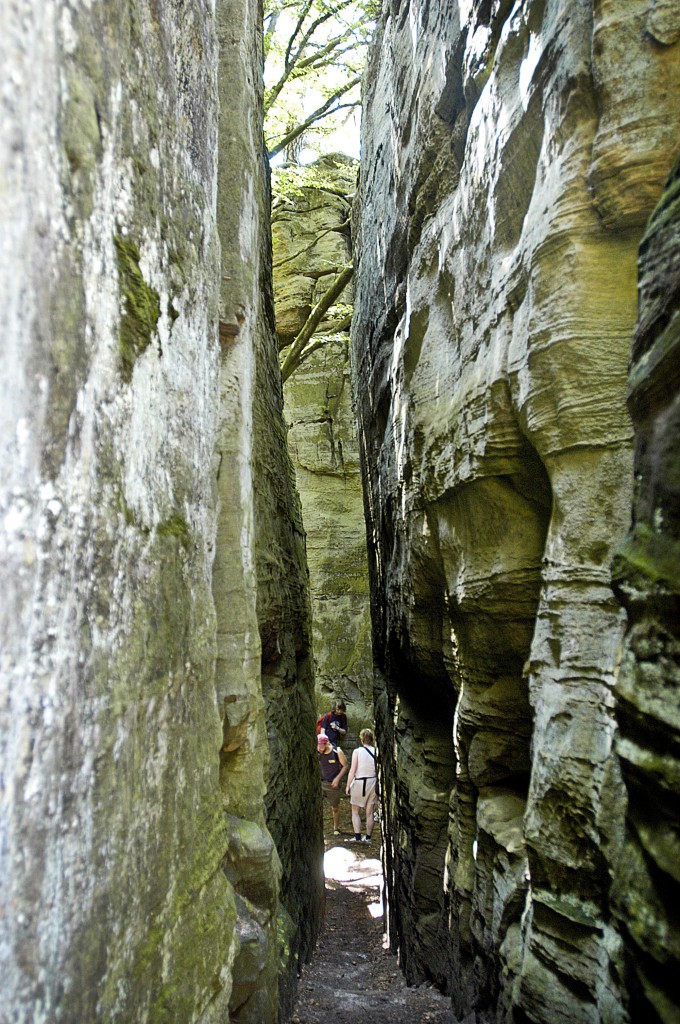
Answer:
[
  {"left": 318, "top": 700, "right": 348, "bottom": 741},
  {"left": 317, "top": 730, "right": 348, "bottom": 836},
  {"left": 345, "top": 728, "right": 378, "bottom": 844}
]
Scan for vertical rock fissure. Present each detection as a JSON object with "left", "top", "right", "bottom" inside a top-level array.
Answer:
[
  {"left": 277, "top": 155, "right": 375, "bottom": 736},
  {"left": 610, "top": 152, "right": 680, "bottom": 1024},
  {"left": 437, "top": 442, "right": 553, "bottom": 1016}
]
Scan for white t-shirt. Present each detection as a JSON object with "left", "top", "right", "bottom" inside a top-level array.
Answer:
[{"left": 354, "top": 745, "right": 377, "bottom": 778}]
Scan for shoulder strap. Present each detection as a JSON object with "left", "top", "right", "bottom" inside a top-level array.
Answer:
[{"left": 364, "top": 746, "right": 377, "bottom": 762}]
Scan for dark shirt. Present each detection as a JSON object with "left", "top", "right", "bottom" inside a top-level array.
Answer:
[
  {"left": 322, "top": 711, "right": 347, "bottom": 737},
  {"left": 318, "top": 745, "right": 342, "bottom": 783}
]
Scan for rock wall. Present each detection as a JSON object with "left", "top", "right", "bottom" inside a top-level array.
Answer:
[
  {"left": 215, "top": 1, "right": 324, "bottom": 1019},
  {"left": 352, "top": 1, "right": 680, "bottom": 1021},
  {"left": 274, "top": 157, "right": 374, "bottom": 734},
  {"left": 611, "top": 155, "right": 680, "bottom": 1023},
  {"left": 0, "top": 0, "right": 321, "bottom": 1021}
]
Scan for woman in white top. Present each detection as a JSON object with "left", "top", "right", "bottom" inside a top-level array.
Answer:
[{"left": 345, "top": 728, "right": 378, "bottom": 844}]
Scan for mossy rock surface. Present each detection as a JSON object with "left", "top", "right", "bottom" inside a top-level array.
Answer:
[{"left": 115, "top": 235, "right": 162, "bottom": 383}]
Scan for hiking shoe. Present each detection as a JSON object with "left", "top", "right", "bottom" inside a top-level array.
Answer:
[
  {"left": 348, "top": 836, "right": 360, "bottom": 843},
  {"left": 333, "top": 830, "right": 340, "bottom": 836},
  {"left": 362, "top": 835, "right": 371, "bottom": 843}
]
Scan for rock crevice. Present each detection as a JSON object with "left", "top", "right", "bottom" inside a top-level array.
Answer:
[{"left": 275, "top": 157, "right": 374, "bottom": 733}]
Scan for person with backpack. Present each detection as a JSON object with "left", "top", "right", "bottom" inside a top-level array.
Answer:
[
  {"left": 317, "top": 730, "right": 348, "bottom": 835},
  {"left": 316, "top": 700, "right": 348, "bottom": 741},
  {"left": 345, "top": 728, "right": 378, "bottom": 844}
]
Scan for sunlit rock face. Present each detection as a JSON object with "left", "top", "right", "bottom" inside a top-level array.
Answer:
[
  {"left": 0, "top": 0, "right": 321, "bottom": 1021},
  {"left": 611, "top": 155, "right": 680, "bottom": 1023},
  {"left": 275, "top": 157, "right": 374, "bottom": 735},
  {"left": 352, "top": 0, "right": 680, "bottom": 1020}
]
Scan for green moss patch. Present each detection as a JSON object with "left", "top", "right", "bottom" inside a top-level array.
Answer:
[
  {"left": 157, "top": 514, "right": 190, "bottom": 546},
  {"left": 115, "top": 235, "right": 161, "bottom": 382},
  {"left": 613, "top": 523, "right": 680, "bottom": 595}
]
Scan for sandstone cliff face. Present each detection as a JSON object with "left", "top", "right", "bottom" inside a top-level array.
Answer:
[
  {"left": 612, "top": 154, "right": 680, "bottom": 1024},
  {"left": 0, "top": 0, "right": 320, "bottom": 1020},
  {"left": 275, "top": 158, "right": 374, "bottom": 733},
  {"left": 352, "top": 1, "right": 680, "bottom": 1021}
]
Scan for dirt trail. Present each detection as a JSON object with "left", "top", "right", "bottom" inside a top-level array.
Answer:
[{"left": 290, "top": 799, "right": 458, "bottom": 1024}]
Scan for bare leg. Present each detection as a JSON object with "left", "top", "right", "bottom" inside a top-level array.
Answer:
[
  {"left": 332, "top": 803, "right": 340, "bottom": 830},
  {"left": 365, "top": 793, "right": 376, "bottom": 838},
  {"left": 351, "top": 805, "right": 362, "bottom": 834}
]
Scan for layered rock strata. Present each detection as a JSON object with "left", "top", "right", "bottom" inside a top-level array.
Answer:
[
  {"left": 0, "top": 0, "right": 321, "bottom": 1021},
  {"left": 275, "top": 157, "right": 374, "bottom": 734},
  {"left": 352, "top": 1, "right": 680, "bottom": 1021},
  {"left": 611, "top": 155, "right": 680, "bottom": 1023}
]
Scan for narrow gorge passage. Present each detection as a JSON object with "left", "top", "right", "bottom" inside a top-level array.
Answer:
[
  {"left": 291, "top": 802, "right": 457, "bottom": 1024},
  {"left": 1, "top": 1, "right": 679, "bottom": 1022}
]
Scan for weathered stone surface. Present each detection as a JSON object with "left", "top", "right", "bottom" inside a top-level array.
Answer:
[
  {"left": 275, "top": 158, "right": 374, "bottom": 735},
  {"left": 215, "top": 0, "right": 325, "bottom": 1016},
  {"left": 273, "top": 156, "right": 355, "bottom": 346},
  {"left": 611, "top": 154, "right": 680, "bottom": 1024},
  {"left": 285, "top": 341, "right": 374, "bottom": 733},
  {"left": 0, "top": 1, "right": 232, "bottom": 1019},
  {"left": 353, "top": 1, "right": 680, "bottom": 1020},
  {"left": 253, "top": 213, "right": 326, "bottom": 1020},
  {"left": 0, "top": 0, "right": 322, "bottom": 1021},
  {"left": 378, "top": 692, "right": 456, "bottom": 991}
]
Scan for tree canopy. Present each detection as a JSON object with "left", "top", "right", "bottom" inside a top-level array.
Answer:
[
  {"left": 264, "top": 0, "right": 374, "bottom": 382},
  {"left": 263, "top": 0, "right": 376, "bottom": 161}
]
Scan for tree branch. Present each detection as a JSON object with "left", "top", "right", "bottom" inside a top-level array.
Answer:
[
  {"left": 266, "top": 0, "right": 359, "bottom": 114},
  {"left": 294, "top": 30, "right": 353, "bottom": 71},
  {"left": 263, "top": 11, "right": 280, "bottom": 59},
  {"left": 315, "top": 311, "right": 352, "bottom": 334},
  {"left": 267, "top": 78, "right": 361, "bottom": 158},
  {"left": 282, "top": 335, "right": 327, "bottom": 375},
  {"left": 280, "top": 264, "right": 353, "bottom": 381},
  {"left": 284, "top": 0, "right": 314, "bottom": 68},
  {"left": 272, "top": 221, "right": 349, "bottom": 270}
]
